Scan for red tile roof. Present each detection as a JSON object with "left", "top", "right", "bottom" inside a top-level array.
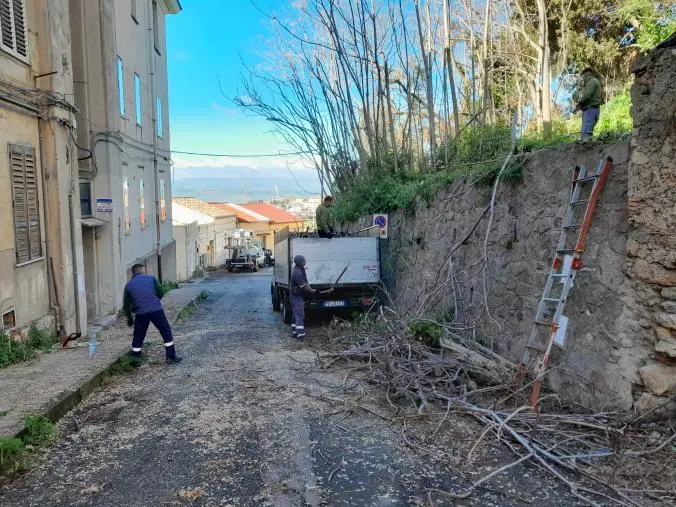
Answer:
[
  {"left": 209, "top": 202, "right": 268, "bottom": 223},
  {"left": 241, "top": 203, "right": 302, "bottom": 224}
]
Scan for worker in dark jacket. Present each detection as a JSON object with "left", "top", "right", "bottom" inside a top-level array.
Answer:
[
  {"left": 290, "top": 255, "right": 316, "bottom": 340},
  {"left": 123, "top": 264, "right": 182, "bottom": 365},
  {"left": 574, "top": 67, "right": 603, "bottom": 141}
]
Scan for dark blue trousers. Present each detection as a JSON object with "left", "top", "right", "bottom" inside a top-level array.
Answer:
[{"left": 131, "top": 310, "right": 176, "bottom": 358}]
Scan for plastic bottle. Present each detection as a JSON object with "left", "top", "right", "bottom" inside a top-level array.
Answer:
[{"left": 88, "top": 333, "right": 97, "bottom": 356}]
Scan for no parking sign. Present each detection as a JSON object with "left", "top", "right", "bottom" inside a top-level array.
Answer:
[{"left": 373, "top": 213, "right": 388, "bottom": 239}]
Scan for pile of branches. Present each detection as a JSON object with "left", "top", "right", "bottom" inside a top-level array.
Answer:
[{"left": 318, "top": 315, "right": 676, "bottom": 506}]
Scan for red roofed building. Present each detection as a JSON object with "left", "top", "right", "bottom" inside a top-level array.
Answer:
[
  {"left": 209, "top": 202, "right": 274, "bottom": 249},
  {"left": 242, "top": 203, "right": 305, "bottom": 243},
  {"left": 241, "top": 203, "right": 303, "bottom": 226}
]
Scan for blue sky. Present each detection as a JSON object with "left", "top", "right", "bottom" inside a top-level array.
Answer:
[{"left": 165, "top": 1, "right": 319, "bottom": 194}]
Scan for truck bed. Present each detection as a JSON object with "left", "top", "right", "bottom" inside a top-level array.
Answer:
[{"left": 274, "top": 235, "right": 379, "bottom": 287}]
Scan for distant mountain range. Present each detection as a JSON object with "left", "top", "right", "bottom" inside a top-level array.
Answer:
[{"left": 172, "top": 165, "right": 321, "bottom": 202}]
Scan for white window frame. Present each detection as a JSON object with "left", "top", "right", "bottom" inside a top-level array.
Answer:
[
  {"left": 152, "top": 0, "right": 160, "bottom": 54},
  {"left": 134, "top": 73, "right": 142, "bottom": 126},
  {"left": 0, "top": 0, "right": 29, "bottom": 63},
  {"left": 123, "top": 177, "right": 131, "bottom": 233},
  {"left": 139, "top": 177, "right": 146, "bottom": 227},
  {"left": 131, "top": 0, "right": 138, "bottom": 24},
  {"left": 156, "top": 97, "right": 163, "bottom": 138},
  {"left": 117, "top": 56, "right": 125, "bottom": 116},
  {"left": 159, "top": 179, "right": 167, "bottom": 222}
]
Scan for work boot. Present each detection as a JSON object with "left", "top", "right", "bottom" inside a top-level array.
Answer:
[{"left": 166, "top": 356, "right": 183, "bottom": 365}]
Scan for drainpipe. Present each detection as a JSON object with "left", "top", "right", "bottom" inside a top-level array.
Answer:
[
  {"left": 65, "top": 117, "right": 83, "bottom": 336},
  {"left": 37, "top": 117, "right": 62, "bottom": 335},
  {"left": 148, "top": 6, "right": 162, "bottom": 281},
  {"left": 68, "top": 192, "right": 82, "bottom": 335}
]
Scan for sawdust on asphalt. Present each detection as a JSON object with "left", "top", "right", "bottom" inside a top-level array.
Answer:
[{"left": 0, "top": 271, "right": 582, "bottom": 506}]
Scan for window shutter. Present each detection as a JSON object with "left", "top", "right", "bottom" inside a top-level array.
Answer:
[
  {"left": 0, "top": 1, "right": 13, "bottom": 51},
  {"left": 11, "top": 0, "right": 26, "bottom": 58},
  {"left": 9, "top": 145, "right": 41, "bottom": 264},
  {"left": 10, "top": 146, "right": 29, "bottom": 264},
  {"left": 24, "top": 149, "right": 41, "bottom": 259},
  {"left": 0, "top": 0, "right": 27, "bottom": 60}
]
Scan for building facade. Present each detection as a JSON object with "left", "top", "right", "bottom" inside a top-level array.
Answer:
[
  {"left": 172, "top": 197, "right": 237, "bottom": 269},
  {"left": 1, "top": 0, "right": 86, "bottom": 337},
  {"left": 1, "top": 0, "right": 181, "bottom": 340},
  {"left": 69, "top": 0, "right": 181, "bottom": 319},
  {"left": 173, "top": 220, "right": 199, "bottom": 281}
]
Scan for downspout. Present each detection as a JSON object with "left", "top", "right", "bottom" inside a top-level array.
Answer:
[
  {"left": 37, "top": 117, "right": 62, "bottom": 335},
  {"left": 65, "top": 117, "right": 83, "bottom": 336},
  {"left": 148, "top": 4, "right": 162, "bottom": 281}
]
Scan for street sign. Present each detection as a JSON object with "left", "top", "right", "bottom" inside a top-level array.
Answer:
[
  {"left": 96, "top": 198, "right": 113, "bottom": 212},
  {"left": 373, "top": 213, "right": 388, "bottom": 239}
]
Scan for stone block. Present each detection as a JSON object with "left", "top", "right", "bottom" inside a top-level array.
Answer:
[
  {"left": 661, "top": 301, "right": 676, "bottom": 314},
  {"left": 634, "top": 392, "right": 676, "bottom": 420},
  {"left": 655, "top": 339, "right": 676, "bottom": 359},
  {"left": 657, "top": 312, "right": 676, "bottom": 330},
  {"left": 639, "top": 362, "right": 676, "bottom": 396},
  {"left": 655, "top": 326, "right": 674, "bottom": 342},
  {"left": 662, "top": 287, "right": 676, "bottom": 300}
]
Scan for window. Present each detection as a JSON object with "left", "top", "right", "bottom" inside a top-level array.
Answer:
[
  {"left": 0, "top": 0, "right": 28, "bottom": 62},
  {"left": 131, "top": 0, "right": 138, "bottom": 24},
  {"left": 152, "top": 0, "right": 160, "bottom": 53},
  {"left": 9, "top": 145, "right": 42, "bottom": 264},
  {"left": 156, "top": 97, "right": 163, "bottom": 138},
  {"left": 2, "top": 308, "right": 16, "bottom": 330},
  {"left": 117, "top": 57, "right": 125, "bottom": 116},
  {"left": 139, "top": 178, "right": 146, "bottom": 226},
  {"left": 123, "top": 177, "right": 130, "bottom": 232},
  {"left": 134, "top": 73, "right": 142, "bottom": 126},
  {"left": 80, "top": 181, "right": 92, "bottom": 217},
  {"left": 159, "top": 179, "right": 166, "bottom": 222}
]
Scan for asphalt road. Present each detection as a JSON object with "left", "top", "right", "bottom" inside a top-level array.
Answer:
[{"left": 0, "top": 271, "right": 580, "bottom": 506}]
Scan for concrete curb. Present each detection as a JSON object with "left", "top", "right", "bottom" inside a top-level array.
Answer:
[{"left": 13, "top": 292, "right": 205, "bottom": 438}]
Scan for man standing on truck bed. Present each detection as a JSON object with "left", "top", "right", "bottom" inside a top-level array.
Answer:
[
  {"left": 316, "top": 195, "right": 335, "bottom": 238},
  {"left": 291, "top": 255, "right": 316, "bottom": 340}
]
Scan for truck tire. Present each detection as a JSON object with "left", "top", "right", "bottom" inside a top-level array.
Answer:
[
  {"left": 281, "top": 292, "right": 293, "bottom": 324},
  {"left": 272, "top": 286, "right": 281, "bottom": 312}
]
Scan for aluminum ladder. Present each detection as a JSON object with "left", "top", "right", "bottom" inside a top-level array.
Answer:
[{"left": 519, "top": 156, "right": 614, "bottom": 408}]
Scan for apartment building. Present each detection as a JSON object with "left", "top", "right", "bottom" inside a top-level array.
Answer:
[
  {"left": 0, "top": 0, "right": 86, "bottom": 337},
  {"left": 69, "top": 0, "right": 181, "bottom": 319}
]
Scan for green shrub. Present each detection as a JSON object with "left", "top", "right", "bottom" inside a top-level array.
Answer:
[
  {"left": 0, "top": 437, "right": 24, "bottom": 472},
  {"left": 160, "top": 281, "right": 179, "bottom": 296},
  {"left": 22, "top": 415, "right": 55, "bottom": 446},
  {"left": 0, "top": 332, "right": 36, "bottom": 369},
  {"left": 409, "top": 320, "right": 443, "bottom": 348},
  {"left": 27, "top": 325, "right": 58, "bottom": 353}
]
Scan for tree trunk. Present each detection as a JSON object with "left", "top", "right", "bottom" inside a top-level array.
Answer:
[
  {"left": 444, "top": 0, "right": 461, "bottom": 139},
  {"left": 536, "top": 0, "right": 552, "bottom": 137},
  {"left": 414, "top": 0, "right": 436, "bottom": 171}
]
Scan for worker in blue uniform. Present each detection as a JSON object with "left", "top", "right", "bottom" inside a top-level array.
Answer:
[{"left": 123, "top": 264, "right": 182, "bottom": 365}]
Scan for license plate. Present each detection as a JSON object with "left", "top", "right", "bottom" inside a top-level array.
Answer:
[{"left": 322, "top": 301, "right": 346, "bottom": 308}]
